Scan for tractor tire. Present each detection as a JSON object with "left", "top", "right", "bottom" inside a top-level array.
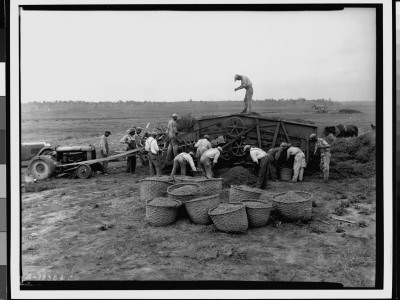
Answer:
[
  {"left": 28, "top": 156, "right": 56, "bottom": 180},
  {"left": 76, "top": 164, "right": 92, "bottom": 179},
  {"left": 37, "top": 147, "right": 55, "bottom": 156}
]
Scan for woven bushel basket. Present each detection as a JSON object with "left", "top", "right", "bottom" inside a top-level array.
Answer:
[
  {"left": 146, "top": 198, "right": 182, "bottom": 226},
  {"left": 242, "top": 200, "right": 273, "bottom": 227},
  {"left": 208, "top": 202, "right": 248, "bottom": 233},
  {"left": 272, "top": 191, "right": 313, "bottom": 220},
  {"left": 229, "top": 185, "right": 262, "bottom": 202},
  {"left": 184, "top": 194, "right": 221, "bottom": 225},
  {"left": 174, "top": 176, "right": 223, "bottom": 196},
  {"left": 140, "top": 176, "right": 174, "bottom": 202},
  {"left": 167, "top": 183, "right": 201, "bottom": 203}
]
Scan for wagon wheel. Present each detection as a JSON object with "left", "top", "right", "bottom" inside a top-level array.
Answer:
[
  {"left": 226, "top": 117, "right": 246, "bottom": 137},
  {"left": 230, "top": 140, "right": 246, "bottom": 157},
  {"left": 76, "top": 164, "right": 92, "bottom": 179},
  {"left": 220, "top": 151, "right": 232, "bottom": 161}
]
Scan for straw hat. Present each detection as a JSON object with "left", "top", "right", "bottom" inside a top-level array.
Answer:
[
  {"left": 310, "top": 134, "right": 317, "bottom": 141},
  {"left": 234, "top": 74, "right": 240, "bottom": 81},
  {"left": 280, "top": 142, "right": 288, "bottom": 148},
  {"left": 217, "top": 146, "right": 223, "bottom": 152},
  {"left": 243, "top": 145, "right": 251, "bottom": 152}
]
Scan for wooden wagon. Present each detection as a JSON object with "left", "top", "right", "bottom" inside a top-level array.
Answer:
[{"left": 172, "top": 113, "right": 318, "bottom": 163}]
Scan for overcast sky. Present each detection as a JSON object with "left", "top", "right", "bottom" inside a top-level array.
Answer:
[{"left": 20, "top": 8, "right": 376, "bottom": 103}]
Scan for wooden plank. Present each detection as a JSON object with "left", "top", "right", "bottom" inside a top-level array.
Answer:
[
  {"left": 256, "top": 119, "right": 262, "bottom": 148},
  {"left": 280, "top": 122, "right": 291, "bottom": 144},
  {"left": 272, "top": 122, "right": 280, "bottom": 148},
  {"left": 331, "top": 216, "right": 356, "bottom": 224}
]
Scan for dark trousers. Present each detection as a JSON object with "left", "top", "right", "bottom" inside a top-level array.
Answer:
[
  {"left": 256, "top": 156, "right": 270, "bottom": 189},
  {"left": 126, "top": 154, "right": 136, "bottom": 173}
]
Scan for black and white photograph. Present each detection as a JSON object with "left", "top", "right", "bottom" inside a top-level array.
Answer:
[{"left": 8, "top": 0, "right": 394, "bottom": 299}]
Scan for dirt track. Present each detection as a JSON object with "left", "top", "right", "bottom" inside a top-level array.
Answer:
[{"left": 21, "top": 161, "right": 376, "bottom": 286}]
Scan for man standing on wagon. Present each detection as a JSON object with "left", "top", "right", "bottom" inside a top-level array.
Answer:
[
  {"left": 310, "top": 133, "right": 331, "bottom": 183},
  {"left": 234, "top": 74, "right": 253, "bottom": 114}
]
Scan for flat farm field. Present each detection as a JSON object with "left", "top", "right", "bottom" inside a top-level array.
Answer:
[{"left": 20, "top": 101, "right": 377, "bottom": 286}]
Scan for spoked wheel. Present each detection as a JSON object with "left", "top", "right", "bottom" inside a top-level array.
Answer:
[
  {"left": 226, "top": 117, "right": 246, "bottom": 137},
  {"left": 76, "top": 164, "right": 92, "bottom": 179},
  {"left": 230, "top": 140, "right": 246, "bottom": 157}
]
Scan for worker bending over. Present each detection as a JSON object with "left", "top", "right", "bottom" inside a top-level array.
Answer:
[
  {"left": 244, "top": 145, "right": 271, "bottom": 190},
  {"left": 310, "top": 133, "right": 331, "bottom": 183},
  {"left": 194, "top": 135, "right": 212, "bottom": 167},
  {"left": 199, "top": 146, "right": 223, "bottom": 179},
  {"left": 266, "top": 146, "right": 284, "bottom": 181},
  {"left": 285, "top": 144, "right": 306, "bottom": 182},
  {"left": 234, "top": 74, "right": 253, "bottom": 114},
  {"left": 145, "top": 132, "right": 162, "bottom": 176},
  {"left": 170, "top": 151, "right": 197, "bottom": 176}
]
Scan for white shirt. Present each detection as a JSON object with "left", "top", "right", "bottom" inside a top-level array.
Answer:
[
  {"left": 241, "top": 76, "right": 252, "bottom": 89},
  {"left": 249, "top": 148, "right": 267, "bottom": 163},
  {"left": 175, "top": 153, "right": 196, "bottom": 171},
  {"left": 194, "top": 139, "right": 212, "bottom": 152},
  {"left": 145, "top": 137, "right": 159, "bottom": 154},
  {"left": 202, "top": 148, "right": 221, "bottom": 163},
  {"left": 287, "top": 147, "right": 303, "bottom": 159}
]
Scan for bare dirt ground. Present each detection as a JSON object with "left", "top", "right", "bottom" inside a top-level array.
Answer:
[{"left": 20, "top": 101, "right": 377, "bottom": 286}]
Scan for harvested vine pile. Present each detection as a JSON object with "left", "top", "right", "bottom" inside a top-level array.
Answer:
[
  {"left": 148, "top": 197, "right": 179, "bottom": 207},
  {"left": 176, "top": 113, "right": 198, "bottom": 132},
  {"left": 274, "top": 191, "right": 305, "bottom": 203},
  {"left": 171, "top": 185, "right": 198, "bottom": 195},
  {"left": 329, "top": 132, "right": 376, "bottom": 179},
  {"left": 211, "top": 203, "right": 240, "bottom": 214},
  {"left": 221, "top": 166, "right": 258, "bottom": 188}
]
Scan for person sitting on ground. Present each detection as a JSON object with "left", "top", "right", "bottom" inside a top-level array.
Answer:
[
  {"left": 99, "top": 130, "right": 111, "bottom": 175},
  {"left": 199, "top": 146, "right": 223, "bottom": 179},
  {"left": 166, "top": 113, "right": 180, "bottom": 161},
  {"left": 310, "top": 133, "right": 331, "bottom": 183},
  {"left": 286, "top": 144, "right": 306, "bottom": 182},
  {"left": 145, "top": 132, "right": 162, "bottom": 176},
  {"left": 170, "top": 151, "right": 197, "bottom": 176},
  {"left": 120, "top": 128, "right": 138, "bottom": 174},
  {"left": 244, "top": 145, "right": 271, "bottom": 190},
  {"left": 194, "top": 135, "right": 212, "bottom": 168}
]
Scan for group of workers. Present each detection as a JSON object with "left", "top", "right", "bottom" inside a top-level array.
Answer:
[{"left": 98, "top": 74, "right": 330, "bottom": 186}]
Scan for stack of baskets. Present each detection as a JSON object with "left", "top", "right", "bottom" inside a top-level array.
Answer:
[
  {"left": 229, "top": 185, "right": 262, "bottom": 202},
  {"left": 140, "top": 176, "right": 174, "bottom": 202},
  {"left": 271, "top": 191, "right": 313, "bottom": 220},
  {"left": 167, "top": 183, "right": 201, "bottom": 203}
]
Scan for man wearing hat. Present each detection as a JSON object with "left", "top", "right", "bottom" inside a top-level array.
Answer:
[
  {"left": 194, "top": 134, "right": 212, "bottom": 167},
  {"left": 145, "top": 131, "right": 162, "bottom": 175},
  {"left": 244, "top": 145, "right": 271, "bottom": 190},
  {"left": 310, "top": 133, "right": 331, "bottom": 182},
  {"left": 286, "top": 144, "right": 306, "bottom": 182},
  {"left": 99, "top": 130, "right": 111, "bottom": 175},
  {"left": 166, "top": 113, "right": 180, "bottom": 161},
  {"left": 120, "top": 128, "right": 140, "bottom": 174},
  {"left": 170, "top": 151, "right": 197, "bottom": 176},
  {"left": 234, "top": 74, "right": 253, "bottom": 114},
  {"left": 266, "top": 146, "right": 284, "bottom": 181},
  {"left": 199, "top": 146, "right": 223, "bottom": 179}
]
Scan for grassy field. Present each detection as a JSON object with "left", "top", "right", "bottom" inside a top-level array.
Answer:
[{"left": 20, "top": 100, "right": 377, "bottom": 287}]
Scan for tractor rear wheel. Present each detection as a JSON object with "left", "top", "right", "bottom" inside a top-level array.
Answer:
[
  {"left": 76, "top": 164, "right": 92, "bottom": 179},
  {"left": 28, "top": 156, "right": 56, "bottom": 180}
]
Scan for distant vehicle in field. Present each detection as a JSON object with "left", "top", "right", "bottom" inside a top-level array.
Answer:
[
  {"left": 311, "top": 103, "right": 328, "bottom": 113},
  {"left": 28, "top": 145, "right": 103, "bottom": 180}
]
